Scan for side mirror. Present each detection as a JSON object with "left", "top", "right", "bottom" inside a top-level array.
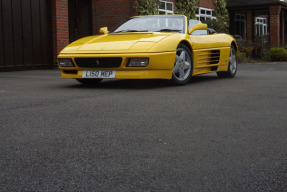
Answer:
[
  {"left": 189, "top": 24, "right": 208, "bottom": 34},
  {"left": 99, "top": 27, "right": 109, "bottom": 34}
]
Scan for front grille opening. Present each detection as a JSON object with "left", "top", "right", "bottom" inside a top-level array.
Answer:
[
  {"left": 74, "top": 57, "right": 122, "bottom": 68},
  {"left": 211, "top": 66, "right": 218, "bottom": 71},
  {"left": 63, "top": 70, "right": 77, "bottom": 74}
]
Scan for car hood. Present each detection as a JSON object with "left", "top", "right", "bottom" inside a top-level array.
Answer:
[{"left": 60, "top": 33, "right": 172, "bottom": 53}]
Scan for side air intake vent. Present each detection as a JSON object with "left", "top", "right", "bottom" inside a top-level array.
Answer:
[
  {"left": 197, "top": 50, "right": 220, "bottom": 65},
  {"left": 210, "top": 50, "right": 220, "bottom": 64}
]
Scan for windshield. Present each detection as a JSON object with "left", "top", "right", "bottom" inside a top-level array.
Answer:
[{"left": 113, "top": 16, "right": 185, "bottom": 33}]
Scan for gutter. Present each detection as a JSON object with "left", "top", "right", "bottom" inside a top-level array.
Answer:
[{"left": 227, "top": 1, "right": 287, "bottom": 10}]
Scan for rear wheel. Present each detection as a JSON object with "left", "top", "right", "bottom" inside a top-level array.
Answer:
[
  {"left": 76, "top": 78, "right": 102, "bottom": 85},
  {"left": 171, "top": 44, "right": 193, "bottom": 85},
  {"left": 217, "top": 45, "right": 237, "bottom": 78}
]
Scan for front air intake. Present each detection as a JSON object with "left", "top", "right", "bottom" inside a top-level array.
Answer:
[{"left": 74, "top": 58, "right": 122, "bottom": 68}]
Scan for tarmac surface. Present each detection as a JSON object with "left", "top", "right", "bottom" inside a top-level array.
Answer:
[{"left": 0, "top": 63, "right": 287, "bottom": 191}]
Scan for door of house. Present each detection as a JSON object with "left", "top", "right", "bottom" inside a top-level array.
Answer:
[
  {"left": 68, "top": 0, "right": 92, "bottom": 43},
  {"left": 0, "top": 0, "right": 52, "bottom": 71}
]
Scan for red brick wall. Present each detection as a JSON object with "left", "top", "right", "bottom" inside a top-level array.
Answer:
[
  {"left": 163, "top": 0, "right": 176, "bottom": 5},
  {"left": 92, "top": 0, "right": 176, "bottom": 34},
  {"left": 52, "top": 0, "right": 69, "bottom": 60},
  {"left": 92, "top": 0, "right": 97, "bottom": 34},
  {"left": 246, "top": 10, "right": 253, "bottom": 43},
  {"left": 269, "top": 6, "right": 282, "bottom": 47},
  {"left": 281, "top": 10, "right": 285, "bottom": 46},
  {"left": 200, "top": 0, "right": 215, "bottom": 9},
  {"left": 92, "top": 0, "right": 136, "bottom": 34}
]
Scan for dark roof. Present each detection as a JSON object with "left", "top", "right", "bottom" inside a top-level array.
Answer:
[{"left": 227, "top": 0, "right": 287, "bottom": 8}]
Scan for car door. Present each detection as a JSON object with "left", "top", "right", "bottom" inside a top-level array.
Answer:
[{"left": 189, "top": 33, "right": 231, "bottom": 75}]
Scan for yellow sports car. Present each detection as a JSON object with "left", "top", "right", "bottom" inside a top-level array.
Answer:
[{"left": 58, "top": 15, "right": 237, "bottom": 85}]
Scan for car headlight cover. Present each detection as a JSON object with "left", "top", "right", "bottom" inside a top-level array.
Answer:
[
  {"left": 127, "top": 58, "right": 149, "bottom": 67},
  {"left": 58, "top": 58, "right": 75, "bottom": 67}
]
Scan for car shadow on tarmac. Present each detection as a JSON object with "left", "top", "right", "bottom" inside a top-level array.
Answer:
[{"left": 61, "top": 74, "right": 220, "bottom": 90}]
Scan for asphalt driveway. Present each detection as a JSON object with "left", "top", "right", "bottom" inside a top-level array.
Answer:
[{"left": 0, "top": 63, "right": 286, "bottom": 191}]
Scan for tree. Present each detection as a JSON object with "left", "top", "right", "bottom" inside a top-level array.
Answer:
[
  {"left": 134, "top": 0, "right": 159, "bottom": 15},
  {"left": 176, "top": 0, "right": 200, "bottom": 20},
  {"left": 213, "top": 0, "right": 229, "bottom": 33}
]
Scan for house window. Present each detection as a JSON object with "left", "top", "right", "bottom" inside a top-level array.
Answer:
[
  {"left": 159, "top": 1, "right": 174, "bottom": 15},
  {"left": 255, "top": 17, "right": 268, "bottom": 36},
  {"left": 196, "top": 7, "right": 216, "bottom": 22},
  {"left": 235, "top": 14, "right": 246, "bottom": 39}
]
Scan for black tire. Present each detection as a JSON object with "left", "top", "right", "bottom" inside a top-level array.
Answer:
[
  {"left": 217, "top": 45, "right": 237, "bottom": 78},
  {"left": 76, "top": 78, "right": 102, "bottom": 85},
  {"left": 171, "top": 44, "right": 193, "bottom": 85}
]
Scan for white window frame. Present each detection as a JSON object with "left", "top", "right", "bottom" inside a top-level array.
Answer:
[
  {"left": 255, "top": 17, "right": 268, "bottom": 36},
  {"left": 196, "top": 7, "right": 216, "bottom": 21},
  {"left": 235, "top": 13, "right": 246, "bottom": 40},
  {"left": 158, "top": 0, "right": 174, "bottom": 15}
]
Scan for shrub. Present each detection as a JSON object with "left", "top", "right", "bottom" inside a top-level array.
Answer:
[
  {"left": 262, "top": 52, "right": 271, "bottom": 62},
  {"left": 176, "top": 0, "right": 200, "bottom": 20},
  {"left": 237, "top": 51, "right": 248, "bottom": 63},
  {"left": 134, "top": 0, "right": 159, "bottom": 15},
  {"left": 204, "top": 19, "right": 225, "bottom": 33},
  {"left": 241, "top": 46, "right": 255, "bottom": 58},
  {"left": 269, "top": 47, "right": 287, "bottom": 61}
]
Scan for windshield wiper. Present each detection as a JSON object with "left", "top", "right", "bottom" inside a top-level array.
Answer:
[
  {"left": 113, "top": 29, "right": 148, "bottom": 33},
  {"left": 156, "top": 29, "right": 182, "bottom": 33}
]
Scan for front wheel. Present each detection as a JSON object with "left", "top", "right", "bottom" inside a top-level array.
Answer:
[
  {"left": 76, "top": 78, "right": 102, "bottom": 85},
  {"left": 217, "top": 45, "right": 237, "bottom": 78},
  {"left": 171, "top": 44, "right": 193, "bottom": 85}
]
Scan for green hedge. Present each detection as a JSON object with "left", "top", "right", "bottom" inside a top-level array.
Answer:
[{"left": 269, "top": 47, "right": 287, "bottom": 61}]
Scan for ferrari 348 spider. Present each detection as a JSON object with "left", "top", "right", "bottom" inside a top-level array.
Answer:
[{"left": 58, "top": 15, "right": 238, "bottom": 85}]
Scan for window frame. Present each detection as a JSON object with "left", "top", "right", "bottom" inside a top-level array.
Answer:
[
  {"left": 196, "top": 7, "right": 216, "bottom": 21},
  {"left": 255, "top": 17, "right": 268, "bottom": 36},
  {"left": 158, "top": 0, "right": 174, "bottom": 15}
]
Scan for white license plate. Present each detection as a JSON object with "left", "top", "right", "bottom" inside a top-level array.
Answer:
[{"left": 82, "top": 70, "right": 116, "bottom": 79}]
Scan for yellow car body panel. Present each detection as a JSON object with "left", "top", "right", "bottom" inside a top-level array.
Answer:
[
  {"left": 59, "top": 52, "right": 176, "bottom": 79},
  {"left": 58, "top": 15, "right": 237, "bottom": 81}
]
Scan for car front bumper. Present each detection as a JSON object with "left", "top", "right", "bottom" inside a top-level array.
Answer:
[{"left": 58, "top": 52, "right": 176, "bottom": 79}]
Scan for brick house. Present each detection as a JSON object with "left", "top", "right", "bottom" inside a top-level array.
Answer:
[
  {"left": 0, "top": 0, "right": 286, "bottom": 71},
  {"left": 227, "top": 0, "right": 287, "bottom": 51}
]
